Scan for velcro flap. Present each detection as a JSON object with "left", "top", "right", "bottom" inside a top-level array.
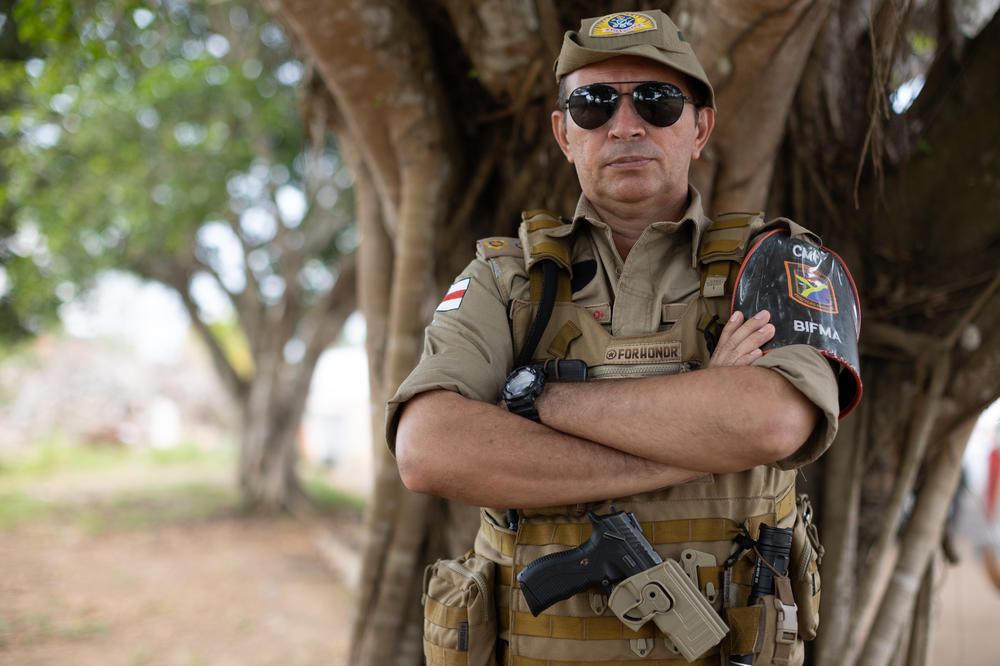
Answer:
[
  {"left": 520, "top": 209, "right": 573, "bottom": 271},
  {"left": 724, "top": 605, "right": 763, "bottom": 655},
  {"left": 701, "top": 238, "right": 744, "bottom": 256},
  {"left": 661, "top": 302, "right": 687, "bottom": 324},
  {"left": 521, "top": 208, "right": 563, "bottom": 231},
  {"left": 547, "top": 320, "right": 582, "bottom": 358},
  {"left": 710, "top": 211, "right": 762, "bottom": 230},
  {"left": 529, "top": 241, "right": 572, "bottom": 267},
  {"left": 700, "top": 212, "right": 762, "bottom": 263}
]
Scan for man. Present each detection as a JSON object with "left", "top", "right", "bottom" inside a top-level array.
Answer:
[{"left": 389, "top": 9, "right": 859, "bottom": 666}]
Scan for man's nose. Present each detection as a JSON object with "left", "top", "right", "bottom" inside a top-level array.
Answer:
[{"left": 608, "top": 95, "right": 645, "bottom": 139}]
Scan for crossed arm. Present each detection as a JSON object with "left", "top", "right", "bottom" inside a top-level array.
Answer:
[{"left": 395, "top": 310, "right": 818, "bottom": 508}]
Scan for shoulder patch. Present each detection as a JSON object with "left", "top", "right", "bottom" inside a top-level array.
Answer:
[
  {"left": 436, "top": 277, "right": 470, "bottom": 312},
  {"left": 733, "top": 229, "right": 861, "bottom": 417},
  {"left": 477, "top": 236, "right": 523, "bottom": 260}
]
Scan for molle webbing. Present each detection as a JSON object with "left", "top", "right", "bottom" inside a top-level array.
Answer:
[
  {"left": 422, "top": 643, "right": 467, "bottom": 666},
  {"left": 424, "top": 596, "right": 473, "bottom": 634},
  {"left": 424, "top": 641, "right": 469, "bottom": 666},
  {"left": 483, "top": 488, "right": 796, "bottom": 559},
  {"left": 494, "top": 561, "right": 757, "bottom": 597},
  {"left": 698, "top": 212, "right": 761, "bottom": 298},
  {"left": 424, "top": 598, "right": 473, "bottom": 666},
  {"left": 502, "top": 644, "right": 719, "bottom": 666},
  {"left": 505, "top": 612, "right": 659, "bottom": 640}
]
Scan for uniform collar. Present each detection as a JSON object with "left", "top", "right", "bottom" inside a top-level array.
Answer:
[{"left": 571, "top": 186, "right": 711, "bottom": 268}]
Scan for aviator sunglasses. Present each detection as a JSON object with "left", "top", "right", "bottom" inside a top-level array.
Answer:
[{"left": 564, "top": 81, "right": 697, "bottom": 130}]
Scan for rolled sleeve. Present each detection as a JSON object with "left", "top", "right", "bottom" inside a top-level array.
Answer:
[
  {"left": 385, "top": 258, "right": 515, "bottom": 452},
  {"left": 752, "top": 344, "right": 840, "bottom": 469}
]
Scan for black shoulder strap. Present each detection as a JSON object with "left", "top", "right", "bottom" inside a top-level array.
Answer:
[
  {"left": 515, "top": 259, "right": 559, "bottom": 367},
  {"left": 513, "top": 210, "right": 573, "bottom": 367}
]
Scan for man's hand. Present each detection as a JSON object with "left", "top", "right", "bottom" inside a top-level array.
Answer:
[{"left": 707, "top": 310, "right": 775, "bottom": 368}]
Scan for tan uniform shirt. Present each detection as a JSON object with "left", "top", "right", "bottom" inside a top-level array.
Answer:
[{"left": 387, "top": 188, "right": 842, "bottom": 468}]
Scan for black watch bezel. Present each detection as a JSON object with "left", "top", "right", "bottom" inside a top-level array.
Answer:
[{"left": 502, "top": 366, "right": 546, "bottom": 422}]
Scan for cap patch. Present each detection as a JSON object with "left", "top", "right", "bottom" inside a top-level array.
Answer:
[{"left": 590, "top": 12, "right": 657, "bottom": 37}]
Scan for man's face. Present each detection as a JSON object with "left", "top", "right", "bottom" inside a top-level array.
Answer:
[{"left": 552, "top": 56, "right": 714, "bottom": 219}]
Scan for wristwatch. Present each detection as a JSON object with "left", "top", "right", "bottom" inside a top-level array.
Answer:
[{"left": 502, "top": 366, "right": 546, "bottom": 422}]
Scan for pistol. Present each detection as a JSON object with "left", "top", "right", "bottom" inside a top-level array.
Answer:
[
  {"left": 516, "top": 508, "right": 661, "bottom": 616},
  {"left": 517, "top": 508, "right": 728, "bottom": 662}
]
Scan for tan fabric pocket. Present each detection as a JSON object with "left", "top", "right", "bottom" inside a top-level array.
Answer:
[
  {"left": 723, "top": 605, "right": 762, "bottom": 656},
  {"left": 423, "top": 550, "right": 497, "bottom": 666},
  {"left": 724, "top": 598, "right": 804, "bottom": 666},
  {"left": 791, "top": 497, "right": 823, "bottom": 640}
]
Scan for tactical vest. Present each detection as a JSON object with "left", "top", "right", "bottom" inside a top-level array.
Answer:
[{"left": 474, "top": 209, "right": 822, "bottom": 666}]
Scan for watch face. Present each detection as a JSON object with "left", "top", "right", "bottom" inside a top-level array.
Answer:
[{"left": 507, "top": 368, "right": 535, "bottom": 393}]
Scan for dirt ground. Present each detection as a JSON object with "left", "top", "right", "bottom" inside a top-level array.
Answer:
[
  {"left": 3, "top": 473, "right": 998, "bottom": 666},
  {"left": 0, "top": 511, "right": 360, "bottom": 666},
  {"left": 929, "top": 539, "right": 1000, "bottom": 665}
]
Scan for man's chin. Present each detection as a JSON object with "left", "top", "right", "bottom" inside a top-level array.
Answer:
[{"left": 598, "top": 184, "right": 662, "bottom": 206}]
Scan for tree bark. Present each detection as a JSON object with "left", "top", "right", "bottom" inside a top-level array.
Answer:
[{"left": 858, "top": 419, "right": 975, "bottom": 666}]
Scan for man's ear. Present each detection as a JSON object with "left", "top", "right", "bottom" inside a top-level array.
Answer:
[
  {"left": 551, "top": 110, "right": 574, "bottom": 163},
  {"left": 691, "top": 106, "right": 715, "bottom": 160}
]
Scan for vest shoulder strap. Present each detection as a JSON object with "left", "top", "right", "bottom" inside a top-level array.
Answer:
[
  {"left": 512, "top": 210, "right": 574, "bottom": 366},
  {"left": 518, "top": 209, "right": 573, "bottom": 303},
  {"left": 698, "top": 212, "right": 764, "bottom": 299},
  {"left": 520, "top": 209, "right": 573, "bottom": 273},
  {"left": 696, "top": 212, "right": 823, "bottom": 299}
]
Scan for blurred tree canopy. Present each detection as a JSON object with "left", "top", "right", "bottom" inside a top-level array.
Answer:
[{"left": 0, "top": 0, "right": 358, "bottom": 509}]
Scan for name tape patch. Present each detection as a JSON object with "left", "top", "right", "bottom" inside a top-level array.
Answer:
[
  {"left": 590, "top": 12, "right": 657, "bottom": 37},
  {"left": 436, "top": 277, "right": 470, "bottom": 312},
  {"left": 605, "top": 341, "right": 681, "bottom": 364}
]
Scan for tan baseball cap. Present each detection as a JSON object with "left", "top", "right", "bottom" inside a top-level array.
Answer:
[{"left": 554, "top": 10, "right": 715, "bottom": 110}]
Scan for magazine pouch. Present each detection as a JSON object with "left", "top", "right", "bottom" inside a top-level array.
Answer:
[
  {"left": 791, "top": 495, "right": 823, "bottom": 640},
  {"left": 423, "top": 550, "right": 497, "bottom": 665}
]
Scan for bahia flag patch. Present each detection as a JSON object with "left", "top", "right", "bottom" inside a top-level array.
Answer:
[{"left": 436, "top": 277, "right": 470, "bottom": 312}]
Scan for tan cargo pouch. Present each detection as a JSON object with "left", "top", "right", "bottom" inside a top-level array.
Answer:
[
  {"left": 423, "top": 551, "right": 498, "bottom": 666},
  {"left": 722, "top": 583, "right": 803, "bottom": 665},
  {"left": 791, "top": 495, "right": 823, "bottom": 640}
]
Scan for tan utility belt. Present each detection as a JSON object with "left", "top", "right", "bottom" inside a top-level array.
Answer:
[
  {"left": 501, "top": 642, "right": 719, "bottom": 666},
  {"left": 481, "top": 488, "right": 796, "bottom": 559}
]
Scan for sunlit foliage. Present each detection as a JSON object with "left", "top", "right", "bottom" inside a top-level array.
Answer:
[{"left": 0, "top": 0, "right": 354, "bottom": 339}]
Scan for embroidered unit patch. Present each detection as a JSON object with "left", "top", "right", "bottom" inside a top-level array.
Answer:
[
  {"left": 486, "top": 239, "right": 507, "bottom": 249},
  {"left": 784, "top": 262, "right": 838, "bottom": 314},
  {"left": 436, "top": 277, "right": 470, "bottom": 312},
  {"left": 590, "top": 12, "right": 657, "bottom": 37}
]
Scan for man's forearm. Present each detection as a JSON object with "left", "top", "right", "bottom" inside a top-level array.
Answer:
[
  {"left": 395, "top": 390, "right": 704, "bottom": 508},
  {"left": 537, "top": 365, "right": 818, "bottom": 473}
]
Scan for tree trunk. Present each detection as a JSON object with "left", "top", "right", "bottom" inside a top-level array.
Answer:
[
  {"left": 858, "top": 419, "right": 976, "bottom": 666},
  {"left": 239, "top": 388, "right": 306, "bottom": 510}
]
